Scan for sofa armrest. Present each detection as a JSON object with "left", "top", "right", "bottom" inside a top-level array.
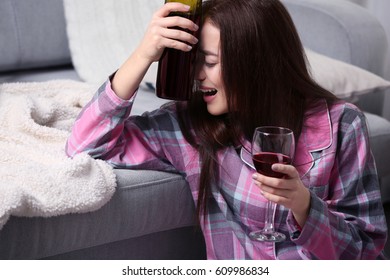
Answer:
[
  {"left": 282, "top": 0, "right": 389, "bottom": 117},
  {"left": 282, "top": 0, "right": 388, "bottom": 75}
]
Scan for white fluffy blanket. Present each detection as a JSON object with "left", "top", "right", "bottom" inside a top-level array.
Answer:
[{"left": 0, "top": 80, "right": 116, "bottom": 230}]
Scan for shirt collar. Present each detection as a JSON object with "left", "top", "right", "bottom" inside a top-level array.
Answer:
[
  {"left": 239, "top": 99, "right": 333, "bottom": 177},
  {"left": 295, "top": 99, "right": 333, "bottom": 176}
]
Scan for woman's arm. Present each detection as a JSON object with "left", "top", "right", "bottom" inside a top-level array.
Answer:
[
  {"left": 65, "top": 80, "right": 182, "bottom": 174},
  {"left": 65, "top": 80, "right": 134, "bottom": 159},
  {"left": 292, "top": 106, "right": 387, "bottom": 259},
  {"left": 65, "top": 3, "right": 198, "bottom": 165}
]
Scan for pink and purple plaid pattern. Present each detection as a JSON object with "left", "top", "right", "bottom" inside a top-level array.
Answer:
[{"left": 66, "top": 80, "right": 387, "bottom": 259}]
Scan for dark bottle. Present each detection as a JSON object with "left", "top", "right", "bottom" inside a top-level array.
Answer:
[{"left": 156, "top": 0, "right": 202, "bottom": 101}]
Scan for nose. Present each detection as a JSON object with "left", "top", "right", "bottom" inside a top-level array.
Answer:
[{"left": 195, "top": 59, "right": 206, "bottom": 82}]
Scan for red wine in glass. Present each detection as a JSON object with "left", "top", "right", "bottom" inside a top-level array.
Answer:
[
  {"left": 250, "top": 126, "right": 295, "bottom": 242},
  {"left": 252, "top": 152, "right": 292, "bottom": 178}
]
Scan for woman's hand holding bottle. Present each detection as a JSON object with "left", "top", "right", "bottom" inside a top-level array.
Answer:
[{"left": 111, "top": 3, "right": 199, "bottom": 100}]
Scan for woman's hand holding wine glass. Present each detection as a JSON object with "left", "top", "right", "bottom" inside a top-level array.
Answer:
[
  {"left": 250, "top": 126, "right": 310, "bottom": 242},
  {"left": 252, "top": 163, "right": 311, "bottom": 229}
]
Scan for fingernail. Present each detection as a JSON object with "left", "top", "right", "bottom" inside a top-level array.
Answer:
[
  {"left": 252, "top": 174, "right": 257, "bottom": 179},
  {"left": 272, "top": 164, "right": 280, "bottom": 171}
]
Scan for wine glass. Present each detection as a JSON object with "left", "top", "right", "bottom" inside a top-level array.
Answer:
[{"left": 249, "top": 126, "right": 295, "bottom": 242}]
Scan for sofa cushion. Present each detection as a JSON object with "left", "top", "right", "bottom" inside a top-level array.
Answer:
[
  {"left": 306, "top": 49, "right": 390, "bottom": 101},
  {"left": 365, "top": 112, "right": 390, "bottom": 176},
  {"left": 0, "top": 0, "right": 71, "bottom": 72},
  {"left": 364, "top": 112, "right": 390, "bottom": 203}
]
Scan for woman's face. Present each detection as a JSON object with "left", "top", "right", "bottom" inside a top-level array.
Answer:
[{"left": 195, "top": 20, "right": 228, "bottom": 115}]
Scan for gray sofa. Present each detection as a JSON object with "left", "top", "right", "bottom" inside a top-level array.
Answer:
[{"left": 0, "top": 0, "right": 389, "bottom": 259}]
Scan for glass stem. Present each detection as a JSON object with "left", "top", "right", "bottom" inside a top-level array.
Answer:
[{"left": 264, "top": 200, "right": 275, "bottom": 233}]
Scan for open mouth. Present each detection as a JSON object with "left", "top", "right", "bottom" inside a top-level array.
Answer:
[{"left": 200, "top": 89, "right": 218, "bottom": 96}]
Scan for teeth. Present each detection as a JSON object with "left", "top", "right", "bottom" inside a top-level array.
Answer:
[{"left": 201, "top": 89, "right": 218, "bottom": 96}]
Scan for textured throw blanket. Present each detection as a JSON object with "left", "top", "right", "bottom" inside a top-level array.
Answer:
[{"left": 0, "top": 80, "right": 116, "bottom": 230}]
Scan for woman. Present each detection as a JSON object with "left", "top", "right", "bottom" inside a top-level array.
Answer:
[{"left": 66, "top": 0, "right": 387, "bottom": 259}]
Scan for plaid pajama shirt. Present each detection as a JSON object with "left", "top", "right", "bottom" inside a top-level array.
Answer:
[{"left": 66, "top": 80, "right": 387, "bottom": 259}]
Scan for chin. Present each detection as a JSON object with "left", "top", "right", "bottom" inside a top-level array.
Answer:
[{"left": 206, "top": 106, "right": 228, "bottom": 116}]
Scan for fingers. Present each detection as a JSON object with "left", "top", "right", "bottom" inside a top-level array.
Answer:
[
  {"left": 252, "top": 166, "right": 309, "bottom": 213},
  {"left": 261, "top": 190, "right": 289, "bottom": 204},
  {"left": 154, "top": 3, "right": 199, "bottom": 32},
  {"left": 146, "top": 4, "right": 199, "bottom": 54},
  {"left": 158, "top": 37, "right": 193, "bottom": 52},
  {"left": 149, "top": 24, "right": 198, "bottom": 53},
  {"left": 252, "top": 172, "right": 288, "bottom": 191},
  {"left": 259, "top": 183, "right": 289, "bottom": 197},
  {"left": 161, "top": 16, "right": 199, "bottom": 32},
  {"left": 155, "top": 2, "right": 191, "bottom": 18},
  {"left": 160, "top": 24, "right": 199, "bottom": 44},
  {"left": 272, "top": 164, "right": 299, "bottom": 179},
  {"left": 251, "top": 165, "right": 300, "bottom": 198},
  {"left": 254, "top": 179, "right": 291, "bottom": 201}
]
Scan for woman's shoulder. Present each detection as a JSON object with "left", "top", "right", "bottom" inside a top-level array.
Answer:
[
  {"left": 329, "top": 100, "right": 366, "bottom": 125},
  {"left": 327, "top": 101, "right": 370, "bottom": 143},
  {"left": 304, "top": 98, "right": 360, "bottom": 126}
]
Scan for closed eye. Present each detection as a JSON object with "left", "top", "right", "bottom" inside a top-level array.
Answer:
[{"left": 205, "top": 62, "right": 217, "bottom": 68}]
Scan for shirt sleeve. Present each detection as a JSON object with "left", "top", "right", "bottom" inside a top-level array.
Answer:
[
  {"left": 66, "top": 79, "right": 133, "bottom": 157},
  {"left": 288, "top": 106, "right": 388, "bottom": 259},
  {"left": 65, "top": 79, "right": 179, "bottom": 173}
]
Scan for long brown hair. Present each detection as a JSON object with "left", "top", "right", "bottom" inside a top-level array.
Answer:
[{"left": 177, "top": 0, "right": 338, "bottom": 221}]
